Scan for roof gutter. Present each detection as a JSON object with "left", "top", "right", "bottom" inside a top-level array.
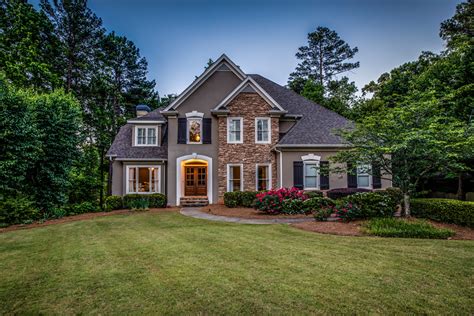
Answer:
[{"left": 275, "top": 144, "right": 350, "bottom": 148}]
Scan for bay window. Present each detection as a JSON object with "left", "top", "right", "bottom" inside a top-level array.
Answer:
[{"left": 127, "top": 166, "right": 161, "bottom": 194}]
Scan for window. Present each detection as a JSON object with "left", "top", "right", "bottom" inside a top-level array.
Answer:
[
  {"left": 304, "top": 162, "right": 319, "bottom": 189},
  {"left": 227, "top": 164, "right": 243, "bottom": 192},
  {"left": 256, "top": 164, "right": 271, "bottom": 191},
  {"left": 135, "top": 126, "right": 158, "bottom": 146},
  {"left": 188, "top": 118, "right": 202, "bottom": 143},
  {"left": 255, "top": 118, "right": 271, "bottom": 143},
  {"left": 127, "top": 166, "right": 160, "bottom": 194},
  {"left": 227, "top": 117, "right": 243, "bottom": 143},
  {"left": 357, "top": 164, "right": 372, "bottom": 188}
]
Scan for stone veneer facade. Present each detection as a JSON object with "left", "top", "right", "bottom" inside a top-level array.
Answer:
[{"left": 217, "top": 92, "right": 279, "bottom": 200}]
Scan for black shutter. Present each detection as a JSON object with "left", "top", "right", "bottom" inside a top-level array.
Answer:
[
  {"left": 293, "top": 161, "right": 304, "bottom": 189},
  {"left": 203, "top": 118, "right": 212, "bottom": 144},
  {"left": 177, "top": 118, "right": 186, "bottom": 144},
  {"left": 320, "top": 161, "right": 330, "bottom": 190},
  {"left": 372, "top": 162, "right": 382, "bottom": 189},
  {"left": 347, "top": 162, "right": 357, "bottom": 188}
]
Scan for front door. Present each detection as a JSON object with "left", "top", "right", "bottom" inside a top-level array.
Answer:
[{"left": 185, "top": 166, "right": 207, "bottom": 196}]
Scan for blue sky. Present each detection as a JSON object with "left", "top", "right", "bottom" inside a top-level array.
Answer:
[{"left": 32, "top": 0, "right": 461, "bottom": 96}]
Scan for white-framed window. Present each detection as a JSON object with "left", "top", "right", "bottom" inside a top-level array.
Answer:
[
  {"left": 187, "top": 118, "right": 202, "bottom": 144},
  {"left": 126, "top": 165, "right": 161, "bottom": 194},
  {"left": 255, "top": 117, "right": 271, "bottom": 144},
  {"left": 135, "top": 126, "right": 158, "bottom": 146},
  {"left": 357, "top": 164, "right": 372, "bottom": 189},
  {"left": 304, "top": 161, "right": 319, "bottom": 190},
  {"left": 227, "top": 117, "right": 243, "bottom": 143},
  {"left": 227, "top": 164, "right": 243, "bottom": 192},
  {"left": 256, "top": 164, "right": 271, "bottom": 191}
]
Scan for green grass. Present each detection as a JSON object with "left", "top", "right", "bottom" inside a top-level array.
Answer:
[
  {"left": 1, "top": 212, "right": 473, "bottom": 314},
  {"left": 363, "top": 217, "right": 455, "bottom": 239}
]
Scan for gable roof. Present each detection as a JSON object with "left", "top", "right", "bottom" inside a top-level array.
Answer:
[
  {"left": 249, "top": 74, "right": 352, "bottom": 146},
  {"left": 162, "top": 54, "right": 246, "bottom": 112},
  {"left": 213, "top": 76, "right": 286, "bottom": 112},
  {"left": 127, "top": 109, "right": 166, "bottom": 123}
]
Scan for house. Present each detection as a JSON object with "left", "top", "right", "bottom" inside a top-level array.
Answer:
[{"left": 106, "top": 54, "right": 392, "bottom": 206}]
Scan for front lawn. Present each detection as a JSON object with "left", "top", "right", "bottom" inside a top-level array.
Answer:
[{"left": 1, "top": 211, "right": 473, "bottom": 314}]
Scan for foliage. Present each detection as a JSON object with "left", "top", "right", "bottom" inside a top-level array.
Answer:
[
  {"left": 280, "top": 199, "right": 306, "bottom": 215},
  {"left": 304, "top": 190, "right": 324, "bottom": 198},
  {"left": 326, "top": 188, "right": 371, "bottom": 200},
  {"left": 224, "top": 191, "right": 258, "bottom": 208},
  {"left": 123, "top": 194, "right": 166, "bottom": 209},
  {"left": 313, "top": 207, "right": 334, "bottom": 222},
  {"left": 342, "top": 192, "right": 395, "bottom": 220},
  {"left": 332, "top": 200, "right": 360, "bottom": 222},
  {"left": 363, "top": 218, "right": 454, "bottom": 239},
  {"left": 65, "top": 202, "right": 100, "bottom": 216},
  {"left": 0, "top": 195, "right": 39, "bottom": 226},
  {"left": 302, "top": 197, "right": 336, "bottom": 221},
  {"left": 411, "top": 198, "right": 474, "bottom": 227},
  {"left": 373, "top": 188, "right": 403, "bottom": 210},
  {"left": 68, "top": 145, "right": 101, "bottom": 205},
  {"left": 128, "top": 198, "right": 149, "bottom": 211},
  {"left": 105, "top": 195, "right": 123, "bottom": 211},
  {"left": 27, "top": 90, "right": 82, "bottom": 212},
  {"left": 439, "top": 0, "right": 473, "bottom": 50},
  {"left": 255, "top": 188, "right": 307, "bottom": 214}
]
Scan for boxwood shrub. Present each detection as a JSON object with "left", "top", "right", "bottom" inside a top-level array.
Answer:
[
  {"left": 105, "top": 195, "right": 123, "bottom": 211},
  {"left": 327, "top": 188, "right": 372, "bottom": 200},
  {"left": 224, "top": 191, "right": 258, "bottom": 208},
  {"left": 123, "top": 194, "right": 167, "bottom": 209},
  {"left": 411, "top": 198, "right": 474, "bottom": 227}
]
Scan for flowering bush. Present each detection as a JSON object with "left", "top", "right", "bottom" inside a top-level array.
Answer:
[
  {"left": 333, "top": 201, "right": 360, "bottom": 222},
  {"left": 281, "top": 199, "right": 306, "bottom": 215},
  {"left": 326, "top": 188, "right": 372, "bottom": 200},
  {"left": 255, "top": 187, "right": 308, "bottom": 214}
]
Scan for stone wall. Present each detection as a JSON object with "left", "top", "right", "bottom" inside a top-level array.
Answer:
[{"left": 217, "top": 92, "right": 278, "bottom": 199}]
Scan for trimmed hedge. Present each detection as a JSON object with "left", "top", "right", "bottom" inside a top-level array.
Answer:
[
  {"left": 411, "top": 198, "right": 474, "bottom": 227},
  {"left": 305, "top": 190, "right": 324, "bottom": 198},
  {"left": 224, "top": 191, "right": 258, "bottom": 208},
  {"left": 105, "top": 195, "right": 123, "bottom": 211},
  {"left": 123, "top": 194, "right": 167, "bottom": 209},
  {"left": 327, "top": 188, "right": 372, "bottom": 200}
]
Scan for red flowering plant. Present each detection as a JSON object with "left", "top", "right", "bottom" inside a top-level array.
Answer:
[
  {"left": 255, "top": 187, "right": 308, "bottom": 214},
  {"left": 333, "top": 200, "right": 360, "bottom": 222}
]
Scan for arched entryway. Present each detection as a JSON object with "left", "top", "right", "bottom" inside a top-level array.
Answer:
[{"left": 176, "top": 154, "right": 213, "bottom": 205}]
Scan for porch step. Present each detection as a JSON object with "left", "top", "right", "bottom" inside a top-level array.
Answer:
[{"left": 180, "top": 196, "right": 209, "bottom": 207}]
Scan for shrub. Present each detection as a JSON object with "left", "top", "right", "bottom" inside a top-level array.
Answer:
[
  {"left": 255, "top": 187, "right": 307, "bottom": 214},
  {"left": 0, "top": 196, "right": 40, "bottom": 226},
  {"left": 123, "top": 194, "right": 166, "bottom": 209},
  {"left": 343, "top": 192, "right": 395, "bottom": 219},
  {"left": 66, "top": 201, "right": 100, "bottom": 215},
  {"left": 224, "top": 192, "right": 239, "bottom": 208},
  {"left": 327, "top": 188, "right": 372, "bottom": 200},
  {"left": 363, "top": 218, "right": 454, "bottom": 239},
  {"left": 305, "top": 190, "right": 323, "bottom": 198},
  {"left": 240, "top": 191, "right": 258, "bottom": 208},
  {"left": 303, "top": 197, "right": 335, "bottom": 213},
  {"left": 374, "top": 187, "right": 403, "bottom": 209},
  {"left": 223, "top": 191, "right": 257, "bottom": 208},
  {"left": 333, "top": 200, "right": 360, "bottom": 222},
  {"left": 281, "top": 198, "right": 305, "bottom": 215},
  {"left": 411, "top": 198, "right": 474, "bottom": 227},
  {"left": 313, "top": 207, "right": 334, "bottom": 221},
  {"left": 128, "top": 198, "right": 149, "bottom": 211},
  {"left": 105, "top": 195, "right": 123, "bottom": 211},
  {"left": 51, "top": 208, "right": 67, "bottom": 219}
]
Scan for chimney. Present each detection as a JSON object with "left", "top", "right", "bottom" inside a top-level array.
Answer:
[{"left": 136, "top": 104, "right": 151, "bottom": 117}]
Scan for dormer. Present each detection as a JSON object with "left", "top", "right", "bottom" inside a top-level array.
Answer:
[{"left": 127, "top": 104, "right": 166, "bottom": 147}]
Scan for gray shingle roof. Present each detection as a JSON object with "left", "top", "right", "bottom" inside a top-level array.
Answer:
[
  {"left": 249, "top": 74, "right": 352, "bottom": 145},
  {"left": 106, "top": 124, "right": 167, "bottom": 159},
  {"left": 131, "top": 109, "right": 166, "bottom": 121}
]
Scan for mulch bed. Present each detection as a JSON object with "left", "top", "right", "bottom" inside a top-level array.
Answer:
[
  {"left": 202, "top": 204, "right": 312, "bottom": 219},
  {"left": 292, "top": 219, "right": 474, "bottom": 240},
  {"left": 0, "top": 207, "right": 180, "bottom": 233}
]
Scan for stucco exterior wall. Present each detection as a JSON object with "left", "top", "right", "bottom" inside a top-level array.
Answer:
[
  {"left": 166, "top": 70, "right": 242, "bottom": 205},
  {"left": 280, "top": 149, "right": 392, "bottom": 190}
]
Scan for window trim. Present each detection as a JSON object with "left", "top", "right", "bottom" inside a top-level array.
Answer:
[
  {"left": 227, "top": 117, "right": 243, "bottom": 144},
  {"left": 255, "top": 117, "right": 271, "bottom": 144},
  {"left": 255, "top": 163, "right": 272, "bottom": 191},
  {"left": 303, "top": 161, "right": 320, "bottom": 190},
  {"left": 226, "top": 164, "right": 244, "bottom": 192},
  {"left": 134, "top": 126, "right": 158, "bottom": 147},
  {"left": 187, "top": 117, "right": 203, "bottom": 144},
  {"left": 126, "top": 165, "right": 161, "bottom": 194},
  {"left": 356, "top": 163, "right": 372, "bottom": 189}
]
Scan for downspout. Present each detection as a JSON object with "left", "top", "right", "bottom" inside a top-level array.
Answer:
[{"left": 274, "top": 148, "right": 283, "bottom": 188}]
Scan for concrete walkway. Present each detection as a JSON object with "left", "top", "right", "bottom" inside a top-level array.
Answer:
[{"left": 180, "top": 207, "right": 315, "bottom": 225}]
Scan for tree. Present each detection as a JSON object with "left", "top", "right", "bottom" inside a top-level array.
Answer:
[
  {"left": 0, "top": 0, "right": 62, "bottom": 90},
  {"left": 332, "top": 98, "right": 474, "bottom": 215},
  {"left": 289, "top": 26, "right": 359, "bottom": 87},
  {"left": 440, "top": 0, "right": 473, "bottom": 50},
  {"left": 300, "top": 79, "right": 325, "bottom": 105}
]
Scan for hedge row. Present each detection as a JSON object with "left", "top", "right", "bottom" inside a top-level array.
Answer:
[
  {"left": 411, "top": 198, "right": 474, "bottom": 227},
  {"left": 223, "top": 191, "right": 258, "bottom": 208},
  {"left": 105, "top": 194, "right": 167, "bottom": 211}
]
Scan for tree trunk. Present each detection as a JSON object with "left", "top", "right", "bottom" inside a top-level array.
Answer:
[
  {"left": 404, "top": 193, "right": 411, "bottom": 217},
  {"left": 456, "top": 173, "right": 465, "bottom": 200}
]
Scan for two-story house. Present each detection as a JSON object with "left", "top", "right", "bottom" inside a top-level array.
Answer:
[{"left": 106, "top": 54, "right": 391, "bottom": 206}]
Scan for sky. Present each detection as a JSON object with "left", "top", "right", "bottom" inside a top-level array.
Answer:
[{"left": 31, "top": 0, "right": 461, "bottom": 96}]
